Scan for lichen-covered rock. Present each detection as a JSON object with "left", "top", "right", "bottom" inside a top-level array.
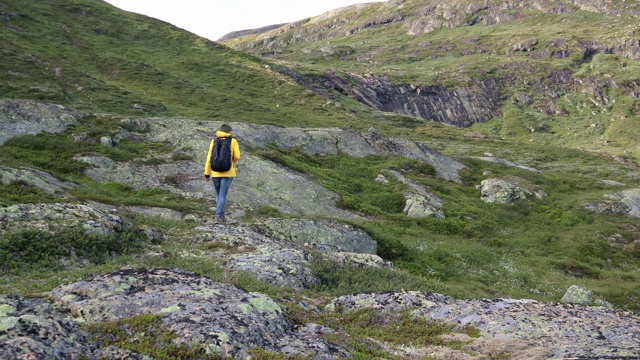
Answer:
[
  {"left": 584, "top": 188, "right": 640, "bottom": 218},
  {"left": 327, "top": 290, "right": 640, "bottom": 359},
  {"left": 0, "top": 165, "right": 78, "bottom": 193},
  {"left": 76, "top": 152, "right": 359, "bottom": 220},
  {"left": 0, "top": 99, "right": 81, "bottom": 145},
  {"left": 584, "top": 199, "right": 632, "bottom": 215},
  {"left": 561, "top": 284, "right": 614, "bottom": 308},
  {"left": 124, "top": 205, "right": 184, "bottom": 220},
  {"left": 0, "top": 295, "right": 99, "bottom": 359},
  {"left": 49, "top": 268, "right": 345, "bottom": 359},
  {"left": 256, "top": 218, "right": 378, "bottom": 254},
  {"left": 320, "top": 251, "right": 394, "bottom": 269},
  {"left": 146, "top": 118, "right": 465, "bottom": 183},
  {"left": 198, "top": 222, "right": 390, "bottom": 289},
  {"left": 0, "top": 203, "right": 127, "bottom": 235},
  {"left": 480, "top": 177, "right": 546, "bottom": 204},
  {"left": 386, "top": 170, "right": 446, "bottom": 218},
  {"left": 561, "top": 284, "right": 593, "bottom": 305},
  {"left": 206, "top": 224, "right": 321, "bottom": 289},
  {"left": 403, "top": 195, "right": 445, "bottom": 218},
  {"left": 604, "top": 188, "right": 640, "bottom": 218}
]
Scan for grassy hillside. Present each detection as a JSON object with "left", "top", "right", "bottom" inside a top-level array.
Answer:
[
  {"left": 0, "top": 0, "right": 375, "bottom": 128},
  {"left": 1, "top": 0, "right": 639, "bottom": 317},
  {"left": 224, "top": 0, "right": 640, "bottom": 159}
]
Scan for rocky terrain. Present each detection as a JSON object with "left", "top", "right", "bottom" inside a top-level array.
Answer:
[{"left": 1, "top": 99, "right": 640, "bottom": 359}]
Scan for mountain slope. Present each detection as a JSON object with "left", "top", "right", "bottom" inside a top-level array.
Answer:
[
  {"left": 2, "top": 0, "right": 640, "bottom": 358},
  {"left": 223, "top": 0, "right": 640, "bottom": 158},
  {"left": 0, "top": 0, "right": 363, "bottom": 127}
]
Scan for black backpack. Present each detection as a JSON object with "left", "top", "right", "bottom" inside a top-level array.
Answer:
[{"left": 210, "top": 136, "right": 233, "bottom": 172}]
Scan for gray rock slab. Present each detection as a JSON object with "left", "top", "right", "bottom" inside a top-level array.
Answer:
[
  {"left": 327, "top": 291, "right": 640, "bottom": 359},
  {"left": 473, "top": 156, "right": 540, "bottom": 173},
  {"left": 255, "top": 218, "right": 378, "bottom": 254},
  {"left": 0, "top": 295, "right": 100, "bottom": 359},
  {"left": 0, "top": 165, "right": 78, "bottom": 193},
  {"left": 0, "top": 99, "right": 81, "bottom": 145},
  {"left": 0, "top": 203, "right": 127, "bottom": 235},
  {"left": 49, "top": 268, "right": 345, "bottom": 359}
]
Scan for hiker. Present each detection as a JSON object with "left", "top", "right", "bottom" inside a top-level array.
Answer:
[{"left": 204, "top": 124, "right": 241, "bottom": 224}]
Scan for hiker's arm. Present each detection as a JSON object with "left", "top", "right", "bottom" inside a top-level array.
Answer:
[
  {"left": 204, "top": 139, "right": 215, "bottom": 177},
  {"left": 232, "top": 138, "right": 241, "bottom": 163}
]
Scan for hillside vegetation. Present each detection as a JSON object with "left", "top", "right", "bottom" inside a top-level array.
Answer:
[
  {"left": 224, "top": 0, "right": 640, "bottom": 159},
  {"left": 1, "top": 0, "right": 640, "bottom": 358}
]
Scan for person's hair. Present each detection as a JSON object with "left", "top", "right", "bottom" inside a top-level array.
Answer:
[{"left": 219, "top": 124, "right": 232, "bottom": 133}]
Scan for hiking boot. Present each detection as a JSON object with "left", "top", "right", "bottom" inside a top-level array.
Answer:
[{"left": 215, "top": 215, "right": 226, "bottom": 224}]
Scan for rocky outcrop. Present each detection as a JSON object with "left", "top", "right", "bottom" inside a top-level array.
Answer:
[
  {"left": 480, "top": 177, "right": 546, "bottom": 204},
  {"left": 383, "top": 170, "right": 445, "bottom": 218},
  {"left": 326, "top": 290, "right": 640, "bottom": 359},
  {"left": 48, "top": 268, "right": 347, "bottom": 359},
  {"left": 8, "top": 272, "right": 640, "bottom": 360},
  {"left": 0, "top": 295, "right": 103, "bottom": 359},
  {"left": 604, "top": 188, "right": 640, "bottom": 218},
  {"left": 0, "top": 165, "right": 78, "bottom": 193},
  {"left": 257, "top": 218, "right": 377, "bottom": 254},
  {"left": 585, "top": 188, "right": 640, "bottom": 218},
  {"left": 210, "top": 121, "right": 465, "bottom": 183},
  {"left": 63, "top": 114, "right": 462, "bottom": 221},
  {"left": 0, "top": 203, "right": 127, "bottom": 235},
  {"left": 194, "top": 219, "right": 390, "bottom": 290},
  {"left": 0, "top": 99, "right": 81, "bottom": 145},
  {"left": 473, "top": 156, "right": 540, "bottom": 173},
  {"left": 217, "top": 23, "right": 287, "bottom": 42},
  {"left": 322, "top": 73, "right": 503, "bottom": 128}
]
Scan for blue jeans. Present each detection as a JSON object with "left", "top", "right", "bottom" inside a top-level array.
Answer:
[{"left": 212, "top": 177, "right": 233, "bottom": 217}]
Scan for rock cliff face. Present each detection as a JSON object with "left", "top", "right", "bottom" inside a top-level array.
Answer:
[{"left": 305, "top": 73, "right": 503, "bottom": 127}]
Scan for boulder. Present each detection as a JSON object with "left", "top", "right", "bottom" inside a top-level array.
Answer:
[
  {"left": 386, "top": 170, "right": 446, "bottom": 218},
  {"left": 585, "top": 188, "right": 640, "bottom": 218},
  {"left": 480, "top": 177, "right": 546, "bottom": 204},
  {"left": 403, "top": 195, "right": 445, "bottom": 218},
  {"left": 560, "top": 284, "right": 593, "bottom": 305},
  {"left": 0, "top": 99, "right": 81, "bottom": 145},
  {"left": 604, "top": 188, "right": 640, "bottom": 217}
]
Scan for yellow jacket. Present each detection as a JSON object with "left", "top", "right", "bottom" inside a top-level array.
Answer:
[{"left": 204, "top": 131, "right": 241, "bottom": 177}]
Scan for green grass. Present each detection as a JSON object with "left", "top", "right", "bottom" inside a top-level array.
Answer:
[
  {"left": 256, "top": 147, "right": 640, "bottom": 310},
  {"left": 257, "top": 148, "right": 433, "bottom": 215},
  {"left": 0, "top": 0, "right": 374, "bottom": 130},
  {"left": 0, "top": 181, "right": 62, "bottom": 205},
  {"left": 85, "top": 314, "right": 220, "bottom": 359}
]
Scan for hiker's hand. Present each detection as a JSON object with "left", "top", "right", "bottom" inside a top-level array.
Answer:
[{"left": 204, "top": 175, "right": 210, "bottom": 181}]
